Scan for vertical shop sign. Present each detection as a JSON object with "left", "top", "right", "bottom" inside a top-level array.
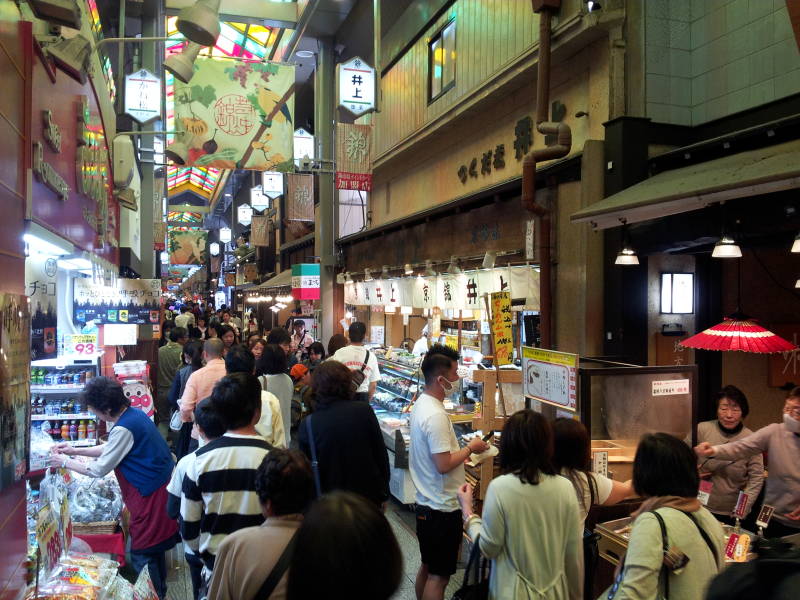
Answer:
[
  {"left": 26, "top": 255, "right": 58, "bottom": 360},
  {"left": 170, "top": 58, "right": 295, "bottom": 170},
  {"left": 292, "top": 263, "right": 321, "bottom": 300},
  {"left": 521, "top": 346, "right": 578, "bottom": 411},
  {"left": 286, "top": 174, "right": 314, "bottom": 221},
  {"left": 337, "top": 57, "right": 375, "bottom": 116},
  {"left": 124, "top": 69, "right": 161, "bottom": 124},
  {"left": 490, "top": 291, "right": 513, "bottom": 366},
  {"left": 0, "top": 293, "right": 31, "bottom": 489},
  {"left": 335, "top": 123, "right": 373, "bottom": 191},
  {"left": 250, "top": 215, "right": 270, "bottom": 247}
]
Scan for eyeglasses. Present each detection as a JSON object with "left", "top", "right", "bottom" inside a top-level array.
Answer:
[{"left": 718, "top": 405, "right": 742, "bottom": 414}]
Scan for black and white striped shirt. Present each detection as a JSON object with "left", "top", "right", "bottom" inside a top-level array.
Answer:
[{"left": 180, "top": 433, "right": 271, "bottom": 569}]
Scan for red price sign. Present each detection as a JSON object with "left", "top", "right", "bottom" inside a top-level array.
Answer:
[
  {"left": 66, "top": 334, "right": 98, "bottom": 356},
  {"left": 36, "top": 505, "right": 63, "bottom": 577}
]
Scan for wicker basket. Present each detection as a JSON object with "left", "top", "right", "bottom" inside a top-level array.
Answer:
[{"left": 72, "top": 520, "right": 119, "bottom": 535}]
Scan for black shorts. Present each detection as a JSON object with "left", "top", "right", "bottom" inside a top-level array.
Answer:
[{"left": 416, "top": 505, "right": 462, "bottom": 576}]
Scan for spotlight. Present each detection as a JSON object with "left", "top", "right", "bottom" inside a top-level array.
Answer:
[
  {"left": 482, "top": 251, "right": 496, "bottom": 270},
  {"left": 424, "top": 260, "right": 436, "bottom": 277},
  {"left": 163, "top": 42, "right": 203, "bottom": 84},
  {"left": 345, "top": 311, "right": 353, "bottom": 319},
  {"left": 404, "top": 263, "right": 413, "bottom": 275},
  {"left": 47, "top": 34, "right": 92, "bottom": 83},
  {"left": 447, "top": 256, "right": 462, "bottom": 274},
  {"left": 381, "top": 265, "right": 390, "bottom": 279},
  {"left": 615, "top": 221, "right": 639, "bottom": 266},
  {"left": 792, "top": 233, "right": 800, "bottom": 253},
  {"left": 587, "top": 1, "right": 601, "bottom": 12},
  {"left": 336, "top": 273, "right": 346, "bottom": 284},
  {"left": 165, "top": 139, "right": 189, "bottom": 165},
  {"left": 176, "top": 0, "right": 221, "bottom": 47},
  {"left": 364, "top": 268, "right": 373, "bottom": 281}
]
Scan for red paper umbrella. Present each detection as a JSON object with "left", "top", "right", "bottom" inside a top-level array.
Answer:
[{"left": 680, "top": 315, "right": 797, "bottom": 354}]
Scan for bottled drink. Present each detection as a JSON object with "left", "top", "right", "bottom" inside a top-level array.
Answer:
[
  {"left": 50, "top": 421, "right": 60, "bottom": 440},
  {"left": 69, "top": 421, "right": 77, "bottom": 441},
  {"left": 72, "top": 371, "right": 81, "bottom": 386},
  {"left": 77, "top": 421, "right": 86, "bottom": 440},
  {"left": 86, "top": 421, "right": 96, "bottom": 440},
  {"left": 60, "top": 421, "right": 70, "bottom": 441}
]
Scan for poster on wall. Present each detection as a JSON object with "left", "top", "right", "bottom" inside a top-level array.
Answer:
[
  {"left": 0, "top": 294, "right": 31, "bottom": 489},
  {"left": 168, "top": 229, "right": 208, "bottom": 265},
  {"left": 521, "top": 346, "right": 578, "bottom": 412},
  {"left": 170, "top": 58, "right": 295, "bottom": 170},
  {"left": 73, "top": 279, "right": 161, "bottom": 325},
  {"left": 26, "top": 255, "right": 58, "bottom": 360}
]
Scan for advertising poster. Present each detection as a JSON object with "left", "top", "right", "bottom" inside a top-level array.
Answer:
[
  {"left": 73, "top": 279, "right": 161, "bottom": 325},
  {"left": 0, "top": 293, "right": 31, "bottom": 489},
  {"left": 490, "top": 291, "right": 513, "bottom": 366},
  {"left": 521, "top": 346, "right": 578, "bottom": 412},
  {"left": 26, "top": 255, "right": 58, "bottom": 360},
  {"left": 168, "top": 229, "right": 208, "bottom": 265},
  {"left": 170, "top": 58, "right": 295, "bottom": 170}
]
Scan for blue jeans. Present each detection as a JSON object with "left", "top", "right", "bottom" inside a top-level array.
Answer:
[
  {"left": 130, "top": 547, "right": 168, "bottom": 599},
  {"left": 185, "top": 552, "right": 204, "bottom": 600}
]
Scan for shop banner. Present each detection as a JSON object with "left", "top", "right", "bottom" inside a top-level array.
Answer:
[
  {"left": 168, "top": 229, "right": 208, "bottom": 265},
  {"left": 0, "top": 293, "right": 30, "bottom": 489},
  {"left": 170, "top": 58, "right": 295, "bottom": 170},
  {"left": 335, "top": 123, "right": 373, "bottom": 191},
  {"left": 437, "top": 274, "right": 466, "bottom": 310},
  {"left": 412, "top": 276, "right": 437, "bottom": 309},
  {"left": 251, "top": 215, "right": 270, "bottom": 247},
  {"left": 292, "top": 263, "right": 320, "bottom": 300},
  {"left": 521, "top": 346, "right": 578, "bottom": 412},
  {"left": 26, "top": 255, "right": 58, "bottom": 360},
  {"left": 286, "top": 174, "right": 314, "bottom": 221},
  {"left": 73, "top": 279, "right": 161, "bottom": 326},
  {"left": 490, "top": 291, "right": 513, "bottom": 366}
]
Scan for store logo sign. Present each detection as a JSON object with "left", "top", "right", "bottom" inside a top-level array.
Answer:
[{"left": 32, "top": 141, "right": 69, "bottom": 201}]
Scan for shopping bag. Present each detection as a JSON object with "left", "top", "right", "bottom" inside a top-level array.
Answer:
[{"left": 451, "top": 535, "right": 490, "bottom": 600}]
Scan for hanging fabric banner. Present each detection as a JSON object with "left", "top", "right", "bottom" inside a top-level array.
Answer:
[
  {"left": 251, "top": 215, "right": 270, "bottom": 247},
  {"left": 398, "top": 278, "right": 415, "bottom": 307},
  {"left": 372, "top": 279, "right": 388, "bottom": 306},
  {"left": 335, "top": 123, "right": 373, "bottom": 191},
  {"left": 508, "top": 266, "right": 537, "bottom": 300},
  {"left": 344, "top": 281, "right": 356, "bottom": 305},
  {"left": 437, "top": 274, "right": 466, "bottom": 310},
  {"left": 169, "top": 58, "right": 295, "bottom": 170},
  {"left": 286, "top": 174, "right": 315, "bottom": 221},
  {"left": 413, "top": 276, "right": 437, "bottom": 309},
  {"left": 168, "top": 229, "right": 208, "bottom": 265}
]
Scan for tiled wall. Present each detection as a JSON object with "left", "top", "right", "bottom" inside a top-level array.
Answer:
[{"left": 645, "top": 0, "right": 800, "bottom": 126}]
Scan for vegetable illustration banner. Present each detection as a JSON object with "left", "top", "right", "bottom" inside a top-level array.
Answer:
[
  {"left": 171, "top": 58, "right": 296, "bottom": 170},
  {"left": 168, "top": 229, "right": 208, "bottom": 265}
]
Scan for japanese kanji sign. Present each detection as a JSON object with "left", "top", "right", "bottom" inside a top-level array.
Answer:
[
  {"left": 522, "top": 346, "right": 578, "bottom": 411},
  {"left": 490, "top": 291, "right": 513, "bottom": 366},
  {"left": 292, "top": 263, "right": 321, "bottom": 300},
  {"left": 73, "top": 279, "right": 161, "bottom": 326},
  {"left": 170, "top": 58, "right": 295, "bottom": 170},
  {"left": 124, "top": 69, "right": 161, "bottom": 124},
  {"left": 337, "top": 56, "right": 375, "bottom": 116},
  {"left": 286, "top": 174, "right": 314, "bottom": 221},
  {"left": 251, "top": 215, "right": 270, "bottom": 247},
  {"left": 336, "top": 123, "right": 373, "bottom": 191},
  {"left": 26, "top": 255, "right": 58, "bottom": 360}
]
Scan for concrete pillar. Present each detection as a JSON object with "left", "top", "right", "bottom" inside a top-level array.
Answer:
[{"left": 315, "top": 37, "right": 336, "bottom": 342}]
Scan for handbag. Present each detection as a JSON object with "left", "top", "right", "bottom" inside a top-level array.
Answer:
[
  {"left": 305, "top": 415, "right": 322, "bottom": 497},
  {"left": 451, "top": 535, "right": 490, "bottom": 600}
]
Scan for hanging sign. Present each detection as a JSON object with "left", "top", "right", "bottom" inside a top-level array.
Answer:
[
  {"left": 124, "top": 69, "right": 161, "bottom": 124},
  {"left": 286, "top": 174, "right": 314, "bottom": 221},
  {"left": 292, "top": 263, "right": 321, "bottom": 300},
  {"left": 237, "top": 203, "right": 253, "bottom": 226},
  {"left": 170, "top": 58, "right": 295, "bottom": 170},
  {"left": 337, "top": 56, "right": 375, "bottom": 116},
  {"left": 294, "top": 127, "right": 315, "bottom": 161},
  {"left": 521, "top": 346, "right": 579, "bottom": 412},
  {"left": 335, "top": 123, "right": 373, "bottom": 191},
  {"left": 251, "top": 215, "right": 270, "bottom": 247},
  {"left": 250, "top": 186, "right": 270, "bottom": 210},
  {"left": 262, "top": 171, "right": 284, "bottom": 199},
  {"left": 490, "top": 291, "right": 513, "bottom": 366}
]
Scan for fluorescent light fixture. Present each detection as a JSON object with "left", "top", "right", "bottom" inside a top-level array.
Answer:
[
  {"left": 792, "top": 233, "right": 800, "bottom": 253},
  {"left": 57, "top": 256, "right": 92, "bottom": 270},
  {"left": 404, "top": 264, "right": 413, "bottom": 275},
  {"left": 246, "top": 296, "right": 259, "bottom": 303},
  {"left": 263, "top": 295, "right": 273, "bottom": 302},
  {"left": 712, "top": 236, "right": 742, "bottom": 258},
  {"left": 23, "top": 230, "right": 73, "bottom": 256},
  {"left": 296, "top": 50, "right": 315, "bottom": 58}
]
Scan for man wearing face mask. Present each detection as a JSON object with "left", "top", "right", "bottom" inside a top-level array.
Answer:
[
  {"left": 410, "top": 344, "right": 489, "bottom": 600},
  {"left": 695, "top": 387, "right": 800, "bottom": 538}
]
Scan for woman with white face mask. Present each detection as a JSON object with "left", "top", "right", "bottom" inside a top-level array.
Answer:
[{"left": 695, "top": 387, "right": 800, "bottom": 538}]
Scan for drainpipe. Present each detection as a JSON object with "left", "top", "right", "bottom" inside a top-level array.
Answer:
[{"left": 523, "top": 0, "right": 572, "bottom": 349}]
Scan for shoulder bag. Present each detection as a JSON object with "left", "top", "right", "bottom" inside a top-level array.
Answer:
[
  {"left": 350, "top": 349, "right": 371, "bottom": 391},
  {"left": 451, "top": 535, "right": 490, "bottom": 600},
  {"left": 305, "top": 415, "right": 322, "bottom": 497},
  {"left": 252, "top": 530, "right": 299, "bottom": 600}
]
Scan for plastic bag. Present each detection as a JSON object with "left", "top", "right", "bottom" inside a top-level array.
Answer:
[
  {"left": 30, "top": 424, "right": 55, "bottom": 471},
  {"left": 67, "top": 472, "right": 122, "bottom": 523},
  {"left": 132, "top": 566, "right": 159, "bottom": 600}
]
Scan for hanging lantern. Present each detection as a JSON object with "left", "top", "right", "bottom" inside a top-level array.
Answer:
[
  {"left": 680, "top": 314, "right": 797, "bottom": 354},
  {"left": 219, "top": 227, "right": 232, "bottom": 243}
]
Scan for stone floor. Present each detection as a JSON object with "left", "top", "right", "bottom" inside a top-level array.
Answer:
[{"left": 161, "top": 500, "right": 468, "bottom": 600}]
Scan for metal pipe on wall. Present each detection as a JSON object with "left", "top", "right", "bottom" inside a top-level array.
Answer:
[{"left": 374, "top": 0, "right": 381, "bottom": 113}]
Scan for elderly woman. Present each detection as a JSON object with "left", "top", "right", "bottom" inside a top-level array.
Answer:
[
  {"left": 696, "top": 385, "right": 764, "bottom": 524},
  {"left": 49, "top": 377, "right": 177, "bottom": 599}
]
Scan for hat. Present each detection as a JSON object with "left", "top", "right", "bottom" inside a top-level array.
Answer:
[{"left": 290, "top": 363, "right": 309, "bottom": 381}]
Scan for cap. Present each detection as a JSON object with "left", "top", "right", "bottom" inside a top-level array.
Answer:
[{"left": 290, "top": 363, "right": 309, "bottom": 381}]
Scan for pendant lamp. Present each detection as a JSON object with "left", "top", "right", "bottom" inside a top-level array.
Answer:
[{"left": 176, "top": 0, "right": 221, "bottom": 47}]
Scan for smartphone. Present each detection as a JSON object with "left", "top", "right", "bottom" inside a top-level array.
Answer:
[{"left": 482, "top": 430, "right": 495, "bottom": 442}]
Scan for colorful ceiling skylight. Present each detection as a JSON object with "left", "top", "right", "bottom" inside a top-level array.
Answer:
[
  {"left": 86, "top": 0, "right": 115, "bottom": 101},
  {"left": 167, "top": 165, "right": 220, "bottom": 196},
  {"left": 167, "top": 211, "right": 204, "bottom": 223}
]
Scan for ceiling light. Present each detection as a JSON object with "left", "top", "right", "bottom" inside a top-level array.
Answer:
[
  {"left": 404, "top": 263, "right": 413, "bottom": 275},
  {"left": 796, "top": 279, "right": 800, "bottom": 289},
  {"left": 792, "top": 233, "right": 800, "bottom": 253},
  {"left": 23, "top": 232, "right": 72, "bottom": 256},
  {"left": 587, "top": 1, "right": 602, "bottom": 12},
  {"left": 614, "top": 248, "right": 639, "bottom": 266},
  {"left": 57, "top": 256, "right": 92, "bottom": 270},
  {"left": 336, "top": 273, "right": 346, "bottom": 284},
  {"left": 345, "top": 272, "right": 353, "bottom": 283},
  {"left": 482, "top": 251, "right": 496, "bottom": 270},
  {"left": 381, "top": 265, "right": 390, "bottom": 279},
  {"left": 296, "top": 50, "right": 315, "bottom": 58},
  {"left": 712, "top": 236, "right": 742, "bottom": 258},
  {"left": 345, "top": 311, "right": 353, "bottom": 319},
  {"left": 447, "top": 256, "right": 462, "bottom": 274},
  {"left": 163, "top": 42, "right": 203, "bottom": 84},
  {"left": 364, "top": 268, "right": 373, "bottom": 281},
  {"left": 270, "top": 305, "right": 280, "bottom": 312},
  {"left": 176, "top": 0, "right": 221, "bottom": 47}
]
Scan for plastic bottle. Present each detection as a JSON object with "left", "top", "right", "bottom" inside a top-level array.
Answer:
[
  {"left": 50, "top": 421, "right": 60, "bottom": 440},
  {"left": 77, "top": 421, "right": 86, "bottom": 440},
  {"left": 69, "top": 421, "right": 77, "bottom": 441},
  {"left": 87, "top": 421, "right": 96, "bottom": 440},
  {"left": 60, "top": 421, "right": 70, "bottom": 441}
]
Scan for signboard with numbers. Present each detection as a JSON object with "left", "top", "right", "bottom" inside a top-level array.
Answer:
[
  {"left": 64, "top": 333, "right": 98, "bottom": 356},
  {"left": 522, "top": 346, "right": 578, "bottom": 412},
  {"left": 36, "top": 505, "right": 63, "bottom": 576},
  {"left": 490, "top": 292, "right": 513, "bottom": 365},
  {"left": 652, "top": 379, "right": 690, "bottom": 396},
  {"left": 337, "top": 56, "right": 375, "bottom": 116}
]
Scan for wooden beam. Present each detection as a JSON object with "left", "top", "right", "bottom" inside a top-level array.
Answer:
[{"left": 164, "top": 0, "right": 298, "bottom": 28}]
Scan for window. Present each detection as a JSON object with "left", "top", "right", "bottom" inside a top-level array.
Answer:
[
  {"left": 429, "top": 20, "right": 456, "bottom": 102},
  {"left": 660, "top": 273, "right": 694, "bottom": 314}
]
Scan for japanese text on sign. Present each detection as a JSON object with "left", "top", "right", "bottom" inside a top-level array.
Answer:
[
  {"left": 651, "top": 379, "right": 690, "bottom": 396},
  {"left": 490, "top": 291, "right": 513, "bottom": 366},
  {"left": 337, "top": 57, "right": 375, "bottom": 116},
  {"left": 64, "top": 334, "right": 98, "bottom": 356},
  {"left": 521, "top": 346, "right": 578, "bottom": 411}
]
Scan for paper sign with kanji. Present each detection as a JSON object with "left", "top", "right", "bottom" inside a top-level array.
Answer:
[
  {"left": 490, "top": 291, "right": 513, "bottom": 366},
  {"left": 286, "top": 174, "right": 314, "bottom": 221},
  {"left": 169, "top": 57, "right": 295, "bottom": 170},
  {"left": 336, "top": 123, "right": 372, "bottom": 191}
]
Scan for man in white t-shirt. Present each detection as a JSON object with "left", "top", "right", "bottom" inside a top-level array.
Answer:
[
  {"left": 174, "top": 305, "right": 195, "bottom": 330},
  {"left": 410, "top": 344, "right": 489, "bottom": 600},
  {"left": 330, "top": 321, "right": 380, "bottom": 402}
]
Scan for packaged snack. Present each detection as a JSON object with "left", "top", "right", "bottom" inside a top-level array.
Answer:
[{"left": 132, "top": 566, "right": 159, "bottom": 600}]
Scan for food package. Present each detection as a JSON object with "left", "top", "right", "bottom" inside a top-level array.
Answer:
[
  {"left": 67, "top": 473, "right": 122, "bottom": 523},
  {"left": 106, "top": 576, "right": 134, "bottom": 600},
  {"left": 24, "top": 581, "right": 99, "bottom": 600},
  {"left": 30, "top": 424, "right": 55, "bottom": 471},
  {"left": 132, "top": 566, "right": 159, "bottom": 600}
]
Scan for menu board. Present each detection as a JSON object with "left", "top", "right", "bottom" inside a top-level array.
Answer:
[{"left": 521, "top": 346, "right": 578, "bottom": 412}]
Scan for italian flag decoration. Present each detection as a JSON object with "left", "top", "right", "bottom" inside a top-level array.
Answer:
[{"left": 291, "top": 263, "right": 321, "bottom": 300}]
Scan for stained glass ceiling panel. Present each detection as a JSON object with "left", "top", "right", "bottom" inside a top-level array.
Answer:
[
  {"left": 167, "top": 166, "right": 220, "bottom": 196},
  {"left": 168, "top": 211, "right": 204, "bottom": 223}
]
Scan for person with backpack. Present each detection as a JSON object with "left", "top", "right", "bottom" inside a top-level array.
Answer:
[
  {"left": 605, "top": 433, "right": 725, "bottom": 600},
  {"left": 330, "top": 321, "right": 380, "bottom": 402}
]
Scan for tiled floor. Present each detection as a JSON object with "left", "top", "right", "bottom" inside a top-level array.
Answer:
[{"left": 160, "top": 500, "right": 468, "bottom": 600}]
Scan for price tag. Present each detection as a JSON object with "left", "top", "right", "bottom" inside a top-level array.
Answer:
[
  {"left": 725, "top": 533, "right": 739, "bottom": 559},
  {"left": 733, "top": 534, "right": 750, "bottom": 562},
  {"left": 35, "top": 505, "right": 63, "bottom": 577},
  {"left": 443, "top": 401, "right": 455, "bottom": 410},
  {"left": 65, "top": 333, "right": 98, "bottom": 356},
  {"left": 698, "top": 480, "right": 713, "bottom": 505},
  {"left": 756, "top": 504, "right": 774, "bottom": 529},
  {"left": 59, "top": 492, "right": 72, "bottom": 551},
  {"left": 733, "top": 491, "right": 748, "bottom": 518},
  {"left": 592, "top": 451, "right": 608, "bottom": 478}
]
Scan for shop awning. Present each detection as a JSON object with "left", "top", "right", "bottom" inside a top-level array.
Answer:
[
  {"left": 571, "top": 139, "right": 800, "bottom": 229},
  {"left": 257, "top": 269, "right": 293, "bottom": 290}
]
